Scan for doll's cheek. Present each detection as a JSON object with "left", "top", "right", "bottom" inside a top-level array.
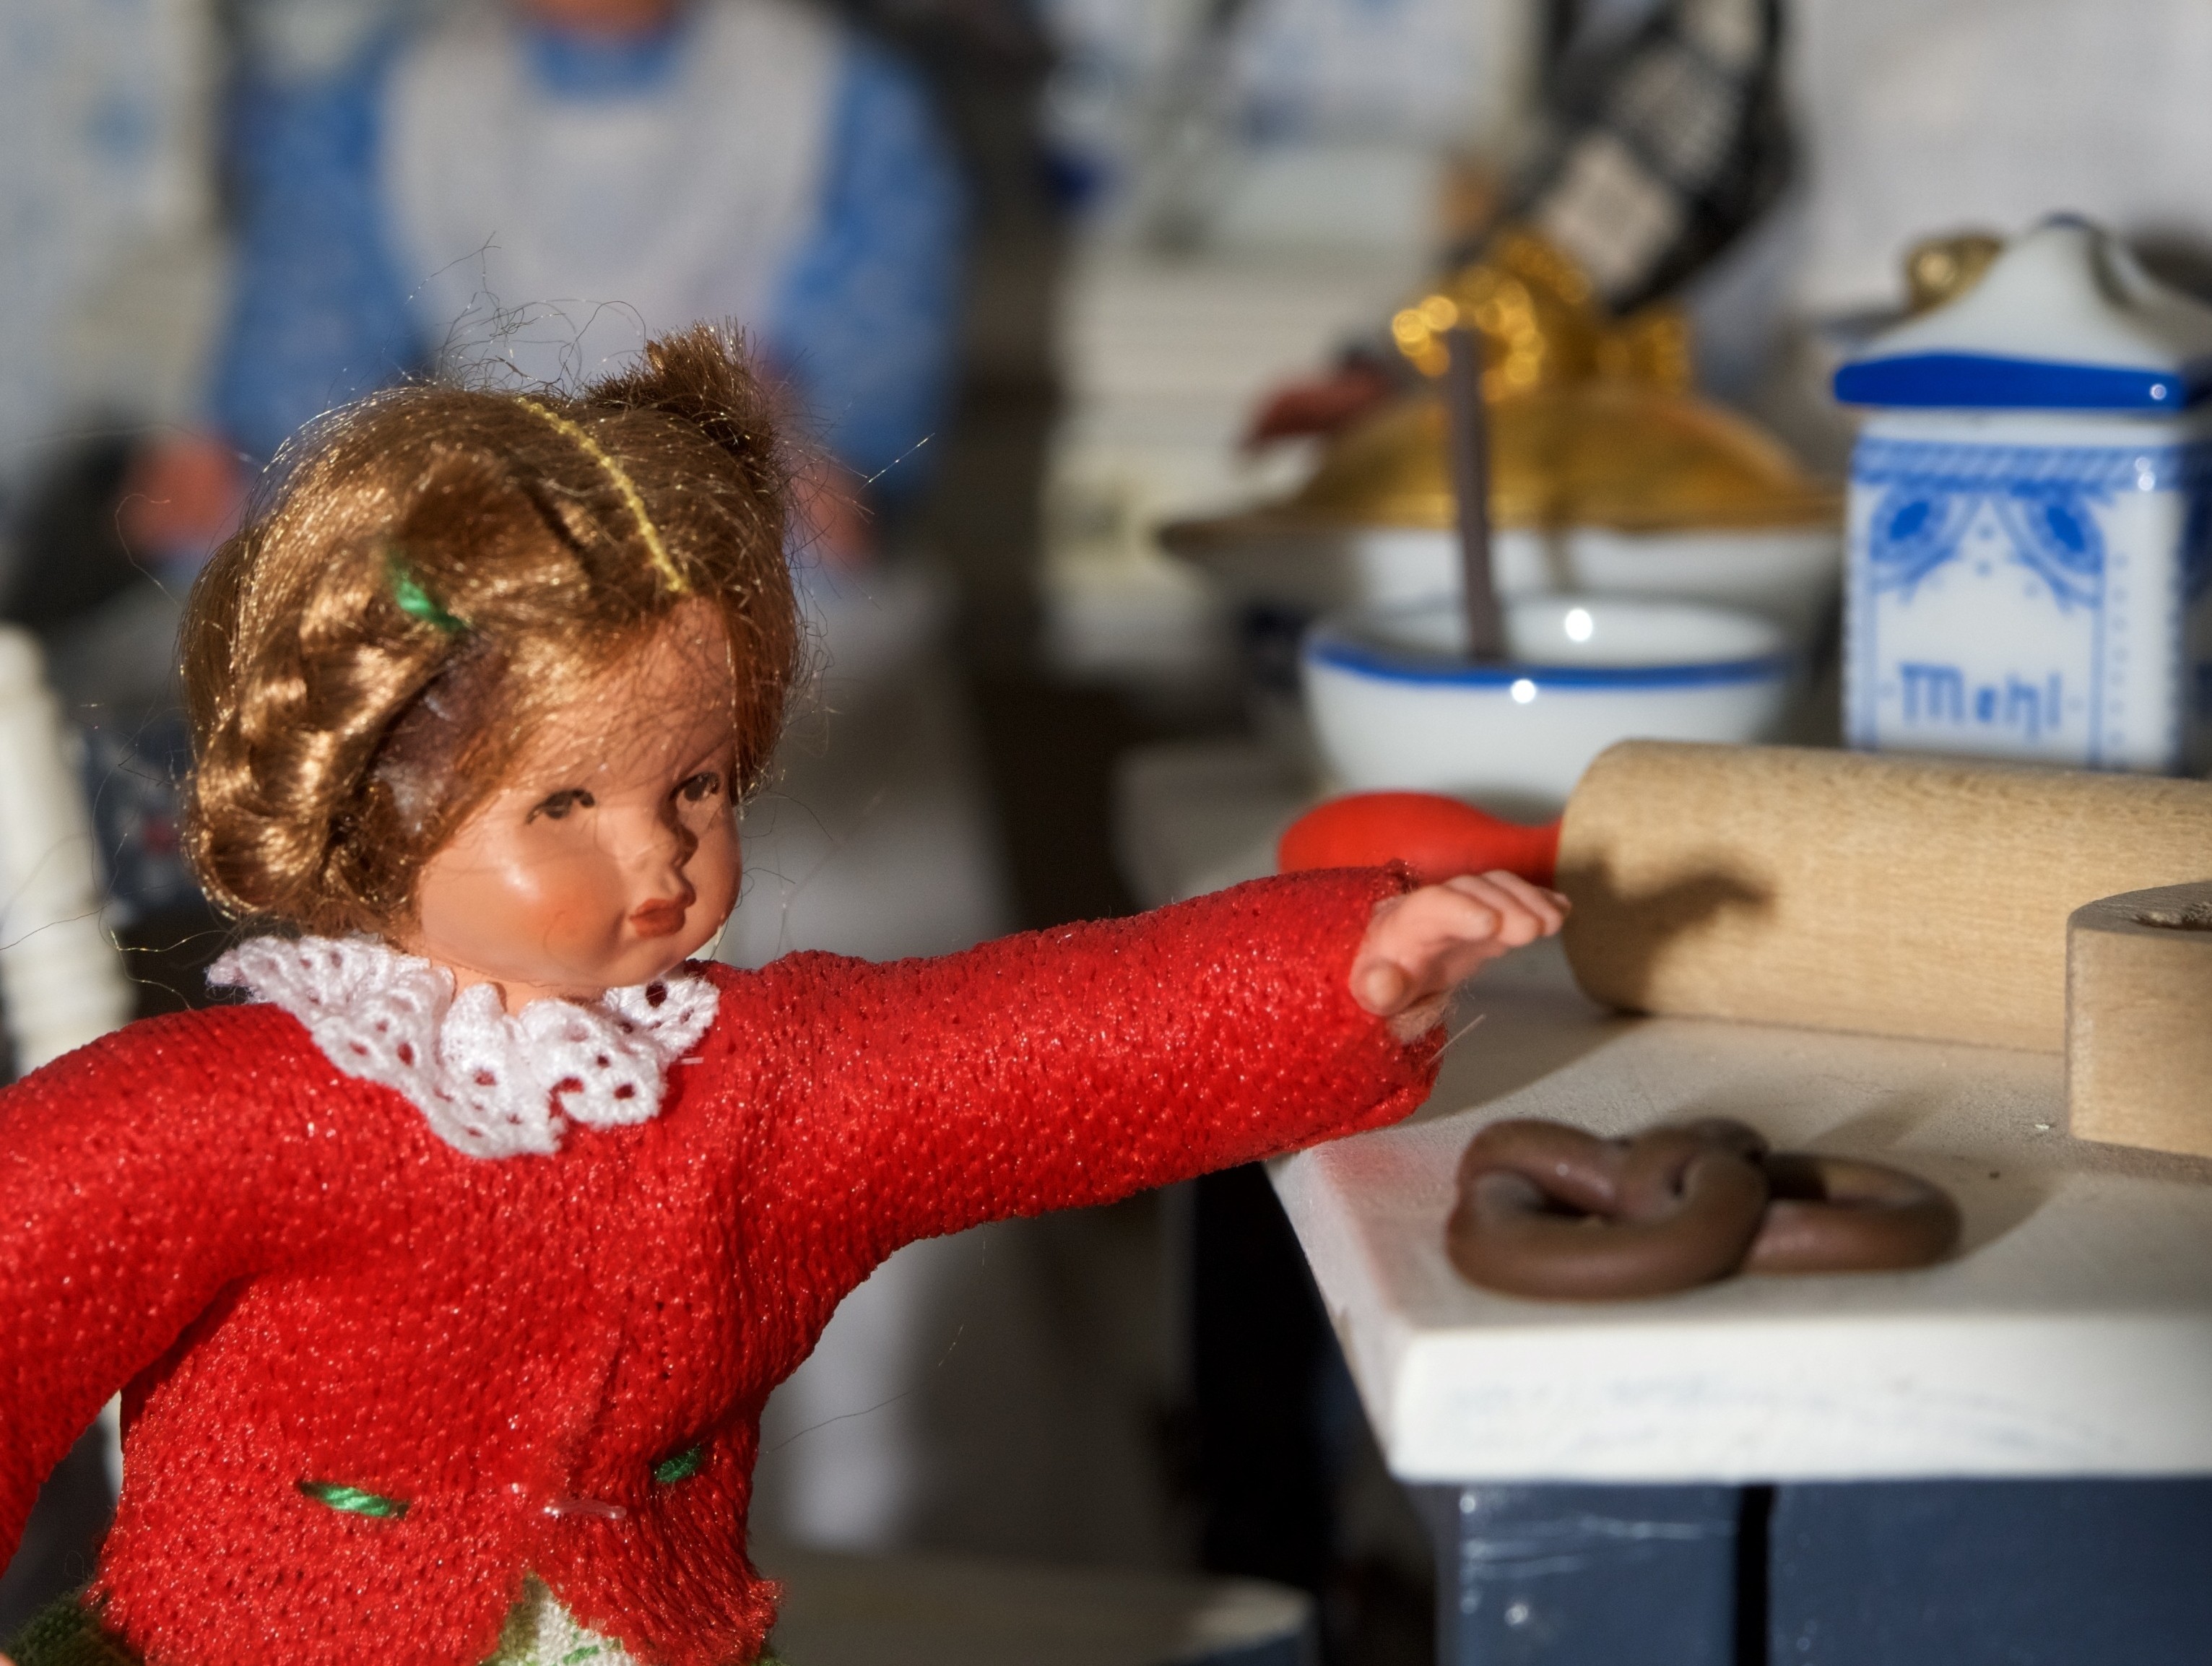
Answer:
[
  {"left": 688, "top": 829, "right": 742, "bottom": 914},
  {"left": 415, "top": 841, "right": 617, "bottom": 970},
  {"left": 458, "top": 848, "right": 603, "bottom": 930}
]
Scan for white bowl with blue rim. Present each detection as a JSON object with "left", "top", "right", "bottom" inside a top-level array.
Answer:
[
  {"left": 1301, "top": 595, "right": 1800, "bottom": 813},
  {"left": 1834, "top": 215, "right": 2212, "bottom": 773}
]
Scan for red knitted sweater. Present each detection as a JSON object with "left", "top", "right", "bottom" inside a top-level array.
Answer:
[{"left": 0, "top": 870, "right": 1438, "bottom": 1666}]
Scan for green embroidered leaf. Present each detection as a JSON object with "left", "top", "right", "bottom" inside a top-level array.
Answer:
[
  {"left": 297, "top": 1480, "right": 409, "bottom": 1519},
  {"left": 651, "top": 1443, "right": 706, "bottom": 1485}
]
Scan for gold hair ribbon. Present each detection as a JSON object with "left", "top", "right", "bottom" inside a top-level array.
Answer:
[{"left": 514, "top": 397, "right": 689, "bottom": 594}]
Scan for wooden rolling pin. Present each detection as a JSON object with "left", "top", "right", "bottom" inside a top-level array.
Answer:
[
  {"left": 1557, "top": 742, "right": 2212, "bottom": 1053},
  {"left": 2068, "top": 882, "right": 2212, "bottom": 1158}
]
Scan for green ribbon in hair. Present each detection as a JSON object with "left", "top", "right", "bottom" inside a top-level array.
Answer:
[{"left": 387, "top": 549, "right": 467, "bottom": 635}]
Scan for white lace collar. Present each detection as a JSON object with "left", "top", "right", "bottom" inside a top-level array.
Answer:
[{"left": 208, "top": 934, "right": 719, "bottom": 1160}]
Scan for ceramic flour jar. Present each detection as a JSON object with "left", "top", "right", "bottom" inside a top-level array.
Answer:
[{"left": 1834, "top": 217, "right": 2212, "bottom": 772}]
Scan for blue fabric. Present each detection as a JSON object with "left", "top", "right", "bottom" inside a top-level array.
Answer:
[
  {"left": 207, "top": 14, "right": 966, "bottom": 493},
  {"left": 760, "top": 35, "right": 965, "bottom": 494},
  {"left": 207, "top": 33, "right": 423, "bottom": 465}
]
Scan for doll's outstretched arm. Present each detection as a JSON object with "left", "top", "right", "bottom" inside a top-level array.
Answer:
[
  {"left": 758, "top": 867, "right": 1553, "bottom": 1263},
  {"left": 0, "top": 1012, "right": 314, "bottom": 1572}
]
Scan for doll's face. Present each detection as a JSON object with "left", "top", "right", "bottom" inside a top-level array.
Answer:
[{"left": 407, "top": 601, "right": 742, "bottom": 1010}]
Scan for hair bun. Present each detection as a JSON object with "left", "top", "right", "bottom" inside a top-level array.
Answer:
[{"left": 583, "top": 322, "right": 791, "bottom": 499}]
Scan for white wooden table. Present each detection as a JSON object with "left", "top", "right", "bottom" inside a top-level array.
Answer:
[{"left": 1116, "top": 738, "right": 2212, "bottom": 1666}]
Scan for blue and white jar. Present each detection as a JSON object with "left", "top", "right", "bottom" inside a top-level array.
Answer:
[{"left": 1835, "top": 217, "right": 2212, "bottom": 773}]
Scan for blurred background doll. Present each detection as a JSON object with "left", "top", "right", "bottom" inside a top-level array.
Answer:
[
  {"left": 132, "top": 0, "right": 964, "bottom": 551},
  {"left": 0, "top": 326, "right": 1562, "bottom": 1666}
]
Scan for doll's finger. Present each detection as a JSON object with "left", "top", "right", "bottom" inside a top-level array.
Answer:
[
  {"left": 1443, "top": 872, "right": 1565, "bottom": 945},
  {"left": 1458, "top": 869, "right": 1570, "bottom": 933},
  {"left": 1390, "top": 887, "right": 1504, "bottom": 968},
  {"left": 1442, "top": 869, "right": 1561, "bottom": 913},
  {"left": 1410, "top": 877, "right": 1537, "bottom": 953},
  {"left": 1450, "top": 884, "right": 1545, "bottom": 947},
  {"left": 1424, "top": 885, "right": 1548, "bottom": 947},
  {"left": 1353, "top": 955, "right": 1412, "bottom": 1015},
  {"left": 1364, "top": 887, "right": 1491, "bottom": 962}
]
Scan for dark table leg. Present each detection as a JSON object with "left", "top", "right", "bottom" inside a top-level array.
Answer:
[
  {"left": 1193, "top": 1164, "right": 1336, "bottom": 1597},
  {"left": 1769, "top": 1477, "right": 2212, "bottom": 1665},
  {"left": 1413, "top": 1483, "right": 1744, "bottom": 1666},
  {"left": 1407, "top": 1475, "right": 2212, "bottom": 1666}
]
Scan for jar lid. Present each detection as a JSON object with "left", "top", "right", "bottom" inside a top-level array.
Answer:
[{"left": 1834, "top": 217, "right": 2212, "bottom": 412}]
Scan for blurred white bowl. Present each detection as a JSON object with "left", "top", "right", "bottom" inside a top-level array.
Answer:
[
  {"left": 1188, "top": 521, "right": 1841, "bottom": 641},
  {"left": 1302, "top": 595, "right": 1800, "bottom": 812}
]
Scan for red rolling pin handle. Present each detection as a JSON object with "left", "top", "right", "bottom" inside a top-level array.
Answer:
[{"left": 1277, "top": 791, "right": 1562, "bottom": 888}]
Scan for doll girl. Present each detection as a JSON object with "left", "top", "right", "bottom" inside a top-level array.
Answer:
[{"left": 0, "top": 326, "right": 1564, "bottom": 1666}]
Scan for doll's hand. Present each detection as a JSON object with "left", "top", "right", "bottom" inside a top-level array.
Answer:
[
  {"left": 118, "top": 430, "right": 248, "bottom": 560},
  {"left": 1241, "top": 361, "right": 1396, "bottom": 449},
  {"left": 791, "top": 459, "right": 875, "bottom": 570},
  {"left": 1350, "top": 872, "right": 1569, "bottom": 1039}
]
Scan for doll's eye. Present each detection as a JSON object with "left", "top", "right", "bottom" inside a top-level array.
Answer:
[
  {"left": 677, "top": 771, "right": 722, "bottom": 804},
  {"left": 527, "top": 788, "right": 597, "bottom": 823}
]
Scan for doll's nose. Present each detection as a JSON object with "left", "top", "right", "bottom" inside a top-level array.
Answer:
[
  {"left": 628, "top": 799, "right": 700, "bottom": 879},
  {"left": 667, "top": 805, "right": 701, "bottom": 869},
  {"left": 617, "top": 811, "right": 698, "bottom": 931}
]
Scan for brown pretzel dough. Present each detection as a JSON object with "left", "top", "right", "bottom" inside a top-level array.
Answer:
[
  {"left": 1446, "top": 1119, "right": 1770, "bottom": 1300},
  {"left": 1445, "top": 1119, "right": 1961, "bottom": 1300},
  {"left": 1743, "top": 1152, "right": 1961, "bottom": 1275}
]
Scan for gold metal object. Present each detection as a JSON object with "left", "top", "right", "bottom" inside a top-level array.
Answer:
[
  {"left": 1282, "top": 382, "right": 1838, "bottom": 533},
  {"left": 1390, "top": 229, "right": 1600, "bottom": 389},
  {"left": 1161, "top": 226, "right": 1837, "bottom": 554},
  {"left": 1163, "top": 381, "right": 1839, "bottom": 550},
  {"left": 1904, "top": 232, "right": 2005, "bottom": 315},
  {"left": 1386, "top": 227, "right": 1692, "bottom": 394}
]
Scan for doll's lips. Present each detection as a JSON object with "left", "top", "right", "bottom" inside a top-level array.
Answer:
[{"left": 629, "top": 897, "right": 691, "bottom": 938}]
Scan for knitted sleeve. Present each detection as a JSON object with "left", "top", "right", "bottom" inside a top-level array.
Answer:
[
  {"left": 760, "top": 868, "right": 1438, "bottom": 1264},
  {"left": 0, "top": 1010, "right": 320, "bottom": 1572}
]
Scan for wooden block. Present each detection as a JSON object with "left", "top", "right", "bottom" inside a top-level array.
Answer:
[
  {"left": 2068, "top": 882, "right": 2212, "bottom": 1158},
  {"left": 1558, "top": 742, "right": 2212, "bottom": 1052}
]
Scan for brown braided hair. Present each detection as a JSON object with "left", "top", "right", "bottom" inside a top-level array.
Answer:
[{"left": 181, "top": 324, "right": 801, "bottom": 937}]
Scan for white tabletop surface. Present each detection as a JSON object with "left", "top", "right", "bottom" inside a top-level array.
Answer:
[{"left": 1116, "top": 739, "right": 2212, "bottom": 1485}]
